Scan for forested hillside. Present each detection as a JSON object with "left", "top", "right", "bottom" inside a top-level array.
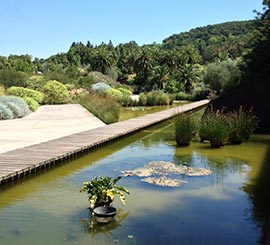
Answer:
[{"left": 162, "top": 20, "right": 256, "bottom": 62}]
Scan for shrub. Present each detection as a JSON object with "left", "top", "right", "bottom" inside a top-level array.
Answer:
[
  {"left": 0, "top": 103, "right": 13, "bottom": 119},
  {"left": 42, "top": 80, "right": 71, "bottom": 104},
  {"left": 117, "top": 87, "right": 133, "bottom": 96},
  {"left": 0, "top": 96, "right": 30, "bottom": 119},
  {"left": 228, "top": 107, "right": 257, "bottom": 144},
  {"left": 106, "top": 88, "right": 123, "bottom": 100},
  {"left": 120, "top": 95, "right": 137, "bottom": 107},
  {"left": 189, "top": 87, "right": 210, "bottom": 101},
  {"left": 76, "top": 93, "right": 120, "bottom": 124},
  {"left": 89, "top": 71, "right": 116, "bottom": 86},
  {"left": 139, "top": 93, "right": 147, "bottom": 106},
  {"left": 91, "top": 82, "right": 111, "bottom": 93},
  {"left": 175, "top": 92, "right": 189, "bottom": 101},
  {"left": 0, "top": 69, "right": 27, "bottom": 88},
  {"left": 175, "top": 113, "right": 197, "bottom": 146},
  {"left": 25, "top": 75, "right": 47, "bottom": 90},
  {"left": 7, "top": 86, "right": 44, "bottom": 104},
  {"left": 203, "top": 60, "right": 241, "bottom": 95},
  {"left": 146, "top": 91, "right": 170, "bottom": 106},
  {"left": 199, "top": 109, "right": 231, "bottom": 147},
  {"left": 23, "top": 96, "right": 39, "bottom": 111}
]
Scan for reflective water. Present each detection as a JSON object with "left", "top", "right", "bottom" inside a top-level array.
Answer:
[{"left": 0, "top": 121, "right": 269, "bottom": 245}]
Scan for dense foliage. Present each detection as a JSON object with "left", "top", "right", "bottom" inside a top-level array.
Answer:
[{"left": 1, "top": 7, "right": 268, "bottom": 124}]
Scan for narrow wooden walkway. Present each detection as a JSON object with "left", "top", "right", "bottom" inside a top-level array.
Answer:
[{"left": 0, "top": 100, "right": 209, "bottom": 185}]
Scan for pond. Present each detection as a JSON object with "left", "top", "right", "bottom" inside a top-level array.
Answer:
[
  {"left": 119, "top": 101, "right": 188, "bottom": 121},
  {"left": 0, "top": 120, "right": 269, "bottom": 245}
]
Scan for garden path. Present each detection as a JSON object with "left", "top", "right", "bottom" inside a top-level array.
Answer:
[{"left": 0, "top": 104, "right": 105, "bottom": 154}]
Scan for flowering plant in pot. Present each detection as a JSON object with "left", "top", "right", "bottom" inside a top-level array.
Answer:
[{"left": 80, "top": 176, "right": 129, "bottom": 210}]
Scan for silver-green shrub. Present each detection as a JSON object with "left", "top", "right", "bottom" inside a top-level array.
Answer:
[
  {"left": 91, "top": 82, "right": 111, "bottom": 93},
  {"left": 0, "top": 96, "right": 30, "bottom": 119}
]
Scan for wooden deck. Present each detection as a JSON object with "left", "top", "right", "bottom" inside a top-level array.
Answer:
[{"left": 0, "top": 100, "right": 209, "bottom": 185}]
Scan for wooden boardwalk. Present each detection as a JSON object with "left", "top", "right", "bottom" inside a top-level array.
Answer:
[{"left": 0, "top": 100, "right": 209, "bottom": 185}]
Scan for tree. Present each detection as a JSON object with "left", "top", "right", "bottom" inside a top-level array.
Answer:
[
  {"left": 178, "top": 64, "right": 201, "bottom": 93},
  {"left": 203, "top": 60, "right": 241, "bottom": 94},
  {"left": 151, "top": 65, "right": 169, "bottom": 90},
  {"left": 91, "top": 48, "right": 115, "bottom": 74},
  {"left": 242, "top": 1, "right": 270, "bottom": 82}
]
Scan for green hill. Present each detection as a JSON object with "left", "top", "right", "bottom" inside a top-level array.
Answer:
[{"left": 162, "top": 20, "right": 256, "bottom": 62}]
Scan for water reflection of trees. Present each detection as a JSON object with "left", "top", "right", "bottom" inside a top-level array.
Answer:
[
  {"left": 242, "top": 145, "right": 270, "bottom": 244},
  {"left": 80, "top": 208, "right": 129, "bottom": 237}
]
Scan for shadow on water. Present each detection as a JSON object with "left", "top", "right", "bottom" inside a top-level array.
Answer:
[{"left": 243, "top": 144, "right": 270, "bottom": 244}]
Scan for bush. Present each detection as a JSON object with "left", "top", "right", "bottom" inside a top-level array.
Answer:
[
  {"left": 106, "top": 88, "right": 123, "bottom": 100},
  {"left": 120, "top": 95, "right": 137, "bottom": 107},
  {"left": 89, "top": 71, "right": 116, "bottom": 86},
  {"left": 146, "top": 91, "right": 170, "bottom": 106},
  {"left": 175, "top": 92, "right": 189, "bottom": 101},
  {"left": 203, "top": 60, "right": 241, "bottom": 95},
  {"left": 42, "top": 80, "right": 71, "bottom": 104},
  {"left": 76, "top": 93, "right": 120, "bottom": 124},
  {"left": 139, "top": 93, "right": 147, "bottom": 106},
  {"left": 164, "top": 80, "right": 184, "bottom": 94},
  {"left": 175, "top": 114, "right": 197, "bottom": 146},
  {"left": 199, "top": 109, "right": 231, "bottom": 147},
  {"left": 0, "top": 96, "right": 30, "bottom": 119},
  {"left": 7, "top": 86, "right": 44, "bottom": 104},
  {"left": 25, "top": 75, "right": 47, "bottom": 90},
  {"left": 91, "top": 82, "right": 111, "bottom": 93},
  {"left": 0, "top": 103, "right": 13, "bottom": 119},
  {"left": 228, "top": 107, "right": 257, "bottom": 144},
  {"left": 23, "top": 96, "right": 39, "bottom": 111},
  {"left": 0, "top": 69, "right": 27, "bottom": 88},
  {"left": 116, "top": 87, "right": 133, "bottom": 96},
  {"left": 189, "top": 87, "right": 210, "bottom": 101}
]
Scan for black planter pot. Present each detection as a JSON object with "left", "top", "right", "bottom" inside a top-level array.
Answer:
[{"left": 93, "top": 206, "right": 117, "bottom": 224}]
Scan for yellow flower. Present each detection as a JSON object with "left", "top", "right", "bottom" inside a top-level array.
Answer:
[{"left": 107, "top": 190, "right": 114, "bottom": 200}]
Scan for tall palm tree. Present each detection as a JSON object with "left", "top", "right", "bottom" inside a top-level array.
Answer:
[
  {"left": 91, "top": 48, "right": 115, "bottom": 74},
  {"left": 152, "top": 65, "right": 169, "bottom": 90},
  {"left": 133, "top": 48, "right": 154, "bottom": 77},
  {"left": 178, "top": 64, "right": 201, "bottom": 93}
]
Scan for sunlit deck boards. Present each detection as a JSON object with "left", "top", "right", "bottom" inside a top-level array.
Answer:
[{"left": 0, "top": 100, "right": 209, "bottom": 185}]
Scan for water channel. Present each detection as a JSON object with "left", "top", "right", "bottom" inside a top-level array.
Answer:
[{"left": 0, "top": 116, "right": 269, "bottom": 244}]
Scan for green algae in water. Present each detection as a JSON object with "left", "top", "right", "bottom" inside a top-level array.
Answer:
[{"left": 0, "top": 121, "right": 269, "bottom": 245}]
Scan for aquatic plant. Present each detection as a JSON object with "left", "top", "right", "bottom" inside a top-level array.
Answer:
[
  {"left": 199, "top": 109, "right": 231, "bottom": 147},
  {"left": 228, "top": 107, "right": 257, "bottom": 144},
  {"left": 175, "top": 113, "right": 197, "bottom": 146},
  {"left": 80, "top": 176, "right": 129, "bottom": 210}
]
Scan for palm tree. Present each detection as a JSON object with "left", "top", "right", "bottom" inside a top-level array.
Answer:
[
  {"left": 91, "top": 48, "right": 115, "bottom": 74},
  {"left": 152, "top": 65, "right": 169, "bottom": 90},
  {"left": 178, "top": 64, "right": 201, "bottom": 93},
  {"left": 133, "top": 48, "right": 154, "bottom": 76}
]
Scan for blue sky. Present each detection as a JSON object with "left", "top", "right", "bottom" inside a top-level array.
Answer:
[{"left": 0, "top": 0, "right": 264, "bottom": 59}]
